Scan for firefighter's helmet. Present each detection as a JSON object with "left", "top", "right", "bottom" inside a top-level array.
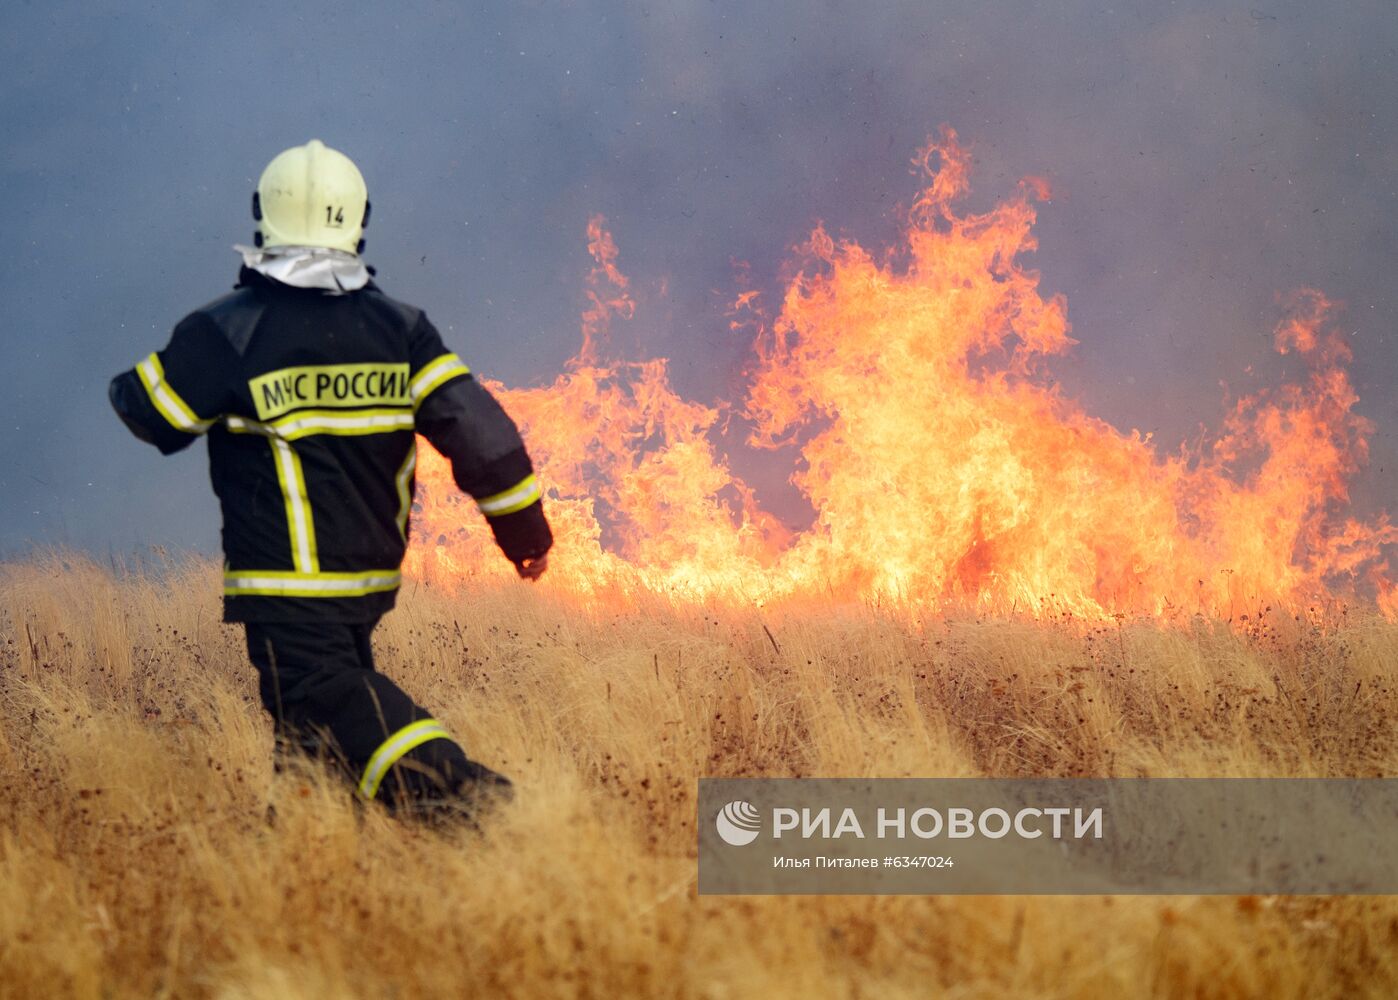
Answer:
[{"left": 253, "top": 139, "right": 370, "bottom": 255}]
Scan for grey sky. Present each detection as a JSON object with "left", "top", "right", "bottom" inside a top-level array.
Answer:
[{"left": 2, "top": 1, "right": 1395, "bottom": 557}]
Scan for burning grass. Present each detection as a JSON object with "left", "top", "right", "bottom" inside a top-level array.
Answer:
[
  {"left": 408, "top": 131, "right": 1398, "bottom": 617},
  {"left": 1, "top": 552, "right": 1396, "bottom": 998}
]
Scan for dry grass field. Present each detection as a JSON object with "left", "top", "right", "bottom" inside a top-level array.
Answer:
[{"left": 1, "top": 552, "right": 1396, "bottom": 998}]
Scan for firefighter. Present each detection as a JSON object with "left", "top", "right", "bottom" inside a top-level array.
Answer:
[{"left": 109, "top": 139, "right": 552, "bottom": 820}]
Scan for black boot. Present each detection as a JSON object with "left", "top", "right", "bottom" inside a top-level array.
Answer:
[{"left": 395, "top": 758, "right": 515, "bottom": 829}]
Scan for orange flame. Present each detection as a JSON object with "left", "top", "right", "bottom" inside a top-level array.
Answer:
[
  {"left": 406, "top": 129, "right": 1397, "bottom": 617},
  {"left": 575, "top": 214, "right": 636, "bottom": 368}
]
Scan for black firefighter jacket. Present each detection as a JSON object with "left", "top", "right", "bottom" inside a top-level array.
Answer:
[{"left": 110, "top": 267, "right": 552, "bottom": 623}]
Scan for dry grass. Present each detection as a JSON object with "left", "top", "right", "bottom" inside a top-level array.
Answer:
[{"left": 1, "top": 551, "right": 1396, "bottom": 998}]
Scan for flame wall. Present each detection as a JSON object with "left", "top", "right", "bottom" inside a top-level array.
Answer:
[{"left": 406, "top": 130, "right": 1396, "bottom": 618}]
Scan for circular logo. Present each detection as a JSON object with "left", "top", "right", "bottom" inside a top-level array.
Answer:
[{"left": 715, "top": 799, "right": 762, "bottom": 846}]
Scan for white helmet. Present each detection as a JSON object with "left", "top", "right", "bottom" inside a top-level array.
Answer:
[{"left": 253, "top": 139, "right": 370, "bottom": 255}]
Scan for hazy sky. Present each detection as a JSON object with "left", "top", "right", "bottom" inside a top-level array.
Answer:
[{"left": 2, "top": 0, "right": 1395, "bottom": 556}]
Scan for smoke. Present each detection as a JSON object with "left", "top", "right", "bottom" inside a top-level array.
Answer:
[{"left": 0, "top": 0, "right": 1394, "bottom": 557}]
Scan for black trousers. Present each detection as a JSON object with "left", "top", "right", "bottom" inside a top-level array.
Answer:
[{"left": 245, "top": 617, "right": 483, "bottom": 810}]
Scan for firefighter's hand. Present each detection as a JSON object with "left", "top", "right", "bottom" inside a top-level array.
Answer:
[{"left": 516, "top": 552, "right": 549, "bottom": 581}]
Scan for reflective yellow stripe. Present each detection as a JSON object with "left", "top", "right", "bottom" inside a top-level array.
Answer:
[
  {"left": 226, "top": 408, "right": 414, "bottom": 441},
  {"left": 222, "top": 568, "right": 402, "bottom": 598},
  {"left": 135, "top": 353, "right": 216, "bottom": 433},
  {"left": 358, "top": 718, "right": 454, "bottom": 799},
  {"left": 410, "top": 353, "right": 470, "bottom": 409},
  {"left": 395, "top": 441, "right": 417, "bottom": 540},
  {"left": 269, "top": 440, "right": 318, "bottom": 573},
  {"left": 476, "top": 474, "right": 541, "bottom": 517}
]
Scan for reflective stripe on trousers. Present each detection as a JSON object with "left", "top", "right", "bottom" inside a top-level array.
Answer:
[{"left": 358, "top": 718, "right": 454, "bottom": 800}]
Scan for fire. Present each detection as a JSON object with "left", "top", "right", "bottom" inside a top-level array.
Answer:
[{"left": 406, "top": 128, "right": 1396, "bottom": 617}]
